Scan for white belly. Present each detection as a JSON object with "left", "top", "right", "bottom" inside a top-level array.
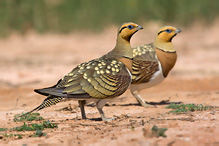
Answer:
[{"left": 130, "top": 60, "right": 165, "bottom": 92}]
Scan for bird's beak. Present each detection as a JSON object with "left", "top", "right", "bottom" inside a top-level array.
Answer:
[
  {"left": 175, "top": 29, "right": 181, "bottom": 34},
  {"left": 136, "top": 25, "right": 144, "bottom": 30}
]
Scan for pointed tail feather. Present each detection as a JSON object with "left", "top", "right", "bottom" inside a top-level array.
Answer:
[{"left": 18, "top": 96, "right": 64, "bottom": 117}]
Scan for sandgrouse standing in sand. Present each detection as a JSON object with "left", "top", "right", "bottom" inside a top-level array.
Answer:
[
  {"left": 130, "top": 26, "right": 181, "bottom": 108},
  {"left": 22, "top": 22, "right": 143, "bottom": 121}
]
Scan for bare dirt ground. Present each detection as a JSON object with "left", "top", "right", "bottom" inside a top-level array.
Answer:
[{"left": 0, "top": 22, "right": 218, "bottom": 145}]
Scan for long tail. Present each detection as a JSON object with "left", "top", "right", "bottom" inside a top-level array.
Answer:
[{"left": 19, "top": 96, "right": 64, "bottom": 117}]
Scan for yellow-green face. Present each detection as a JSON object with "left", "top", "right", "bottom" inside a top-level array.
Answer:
[
  {"left": 118, "top": 22, "right": 143, "bottom": 41},
  {"left": 157, "top": 26, "right": 181, "bottom": 42}
]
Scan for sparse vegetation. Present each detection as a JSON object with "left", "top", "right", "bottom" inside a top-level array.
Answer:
[
  {"left": 151, "top": 125, "right": 167, "bottom": 138},
  {"left": 0, "top": 119, "right": 57, "bottom": 139},
  {"left": 31, "top": 129, "right": 46, "bottom": 137},
  {"left": 0, "top": 133, "right": 23, "bottom": 139},
  {"left": 13, "top": 112, "right": 44, "bottom": 122},
  {"left": 143, "top": 125, "right": 168, "bottom": 138},
  {"left": 0, "top": 128, "right": 7, "bottom": 132},
  {"left": 166, "top": 103, "right": 213, "bottom": 113},
  {"left": 13, "top": 120, "right": 57, "bottom": 132}
]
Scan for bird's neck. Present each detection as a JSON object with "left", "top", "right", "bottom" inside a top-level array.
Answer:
[
  {"left": 153, "top": 38, "right": 175, "bottom": 53},
  {"left": 111, "top": 36, "right": 133, "bottom": 59},
  {"left": 109, "top": 35, "right": 133, "bottom": 71}
]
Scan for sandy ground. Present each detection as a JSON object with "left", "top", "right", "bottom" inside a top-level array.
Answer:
[{"left": 0, "top": 22, "right": 218, "bottom": 145}]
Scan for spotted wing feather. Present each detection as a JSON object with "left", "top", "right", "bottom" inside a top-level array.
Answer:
[
  {"left": 131, "top": 44, "right": 159, "bottom": 84},
  {"left": 35, "top": 55, "right": 131, "bottom": 99}
]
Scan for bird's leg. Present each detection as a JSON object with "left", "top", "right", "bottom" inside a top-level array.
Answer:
[
  {"left": 96, "top": 99, "right": 115, "bottom": 121},
  {"left": 78, "top": 100, "right": 87, "bottom": 119},
  {"left": 132, "top": 90, "right": 156, "bottom": 108}
]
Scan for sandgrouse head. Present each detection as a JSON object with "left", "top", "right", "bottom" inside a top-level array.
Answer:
[
  {"left": 118, "top": 22, "right": 143, "bottom": 42},
  {"left": 157, "top": 26, "right": 181, "bottom": 42}
]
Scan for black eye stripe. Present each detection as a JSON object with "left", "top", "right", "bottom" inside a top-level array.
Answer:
[
  {"left": 158, "top": 29, "right": 173, "bottom": 35},
  {"left": 158, "top": 30, "right": 164, "bottom": 35},
  {"left": 119, "top": 26, "right": 127, "bottom": 33},
  {"left": 119, "top": 25, "right": 135, "bottom": 33}
]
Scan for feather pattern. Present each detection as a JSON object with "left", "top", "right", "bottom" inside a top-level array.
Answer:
[
  {"left": 19, "top": 96, "right": 64, "bottom": 117},
  {"left": 21, "top": 22, "right": 143, "bottom": 121},
  {"left": 131, "top": 44, "right": 159, "bottom": 84},
  {"left": 130, "top": 26, "right": 181, "bottom": 108}
]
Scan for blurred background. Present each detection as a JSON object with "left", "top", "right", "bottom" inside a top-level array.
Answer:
[
  {"left": 0, "top": 0, "right": 219, "bottom": 36},
  {"left": 0, "top": 0, "right": 218, "bottom": 110}
]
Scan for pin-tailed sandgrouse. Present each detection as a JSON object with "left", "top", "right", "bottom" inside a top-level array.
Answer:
[
  {"left": 130, "top": 26, "right": 181, "bottom": 108},
  {"left": 22, "top": 22, "right": 143, "bottom": 121}
]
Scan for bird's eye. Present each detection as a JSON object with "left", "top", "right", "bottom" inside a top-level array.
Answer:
[
  {"left": 165, "top": 29, "right": 172, "bottom": 33},
  {"left": 127, "top": 25, "right": 134, "bottom": 30}
]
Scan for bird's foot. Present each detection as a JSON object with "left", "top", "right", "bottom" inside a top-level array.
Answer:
[
  {"left": 102, "top": 117, "right": 116, "bottom": 122},
  {"left": 136, "top": 98, "right": 156, "bottom": 108},
  {"left": 132, "top": 91, "right": 156, "bottom": 108},
  {"left": 140, "top": 102, "right": 157, "bottom": 108}
]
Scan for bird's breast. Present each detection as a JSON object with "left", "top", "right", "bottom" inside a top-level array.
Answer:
[{"left": 155, "top": 48, "right": 177, "bottom": 77}]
